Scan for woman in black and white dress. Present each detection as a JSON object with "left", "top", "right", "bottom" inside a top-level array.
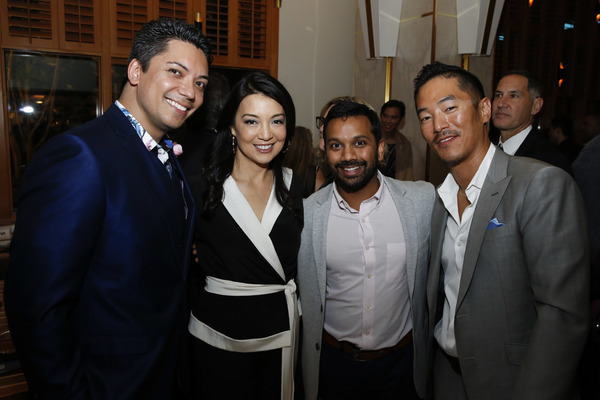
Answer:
[{"left": 186, "top": 71, "right": 303, "bottom": 399}]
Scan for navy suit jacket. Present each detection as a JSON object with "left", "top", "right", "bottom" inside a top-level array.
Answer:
[
  {"left": 492, "top": 126, "right": 573, "bottom": 174},
  {"left": 5, "top": 104, "right": 195, "bottom": 399}
]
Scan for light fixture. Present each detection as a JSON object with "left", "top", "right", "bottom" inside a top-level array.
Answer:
[
  {"left": 558, "top": 62, "right": 565, "bottom": 87},
  {"left": 195, "top": 12, "right": 202, "bottom": 31}
]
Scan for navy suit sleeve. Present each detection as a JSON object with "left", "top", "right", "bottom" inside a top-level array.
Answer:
[{"left": 5, "top": 133, "right": 105, "bottom": 397}]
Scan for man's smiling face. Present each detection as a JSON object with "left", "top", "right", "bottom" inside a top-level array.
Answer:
[
  {"left": 416, "top": 76, "right": 491, "bottom": 169},
  {"left": 325, "top": 115, "right": 383, "bottom": 194},
  {"left": 131, "top": 39, "right": 209, "bottom": 138}
]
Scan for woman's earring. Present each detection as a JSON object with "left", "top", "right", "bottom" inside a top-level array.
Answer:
[
  {"left": 232, "top": 135, "right": 237, "bottom": 155},
  {"left": 282, "top": 140, "right": 290, "bottom": 154}
]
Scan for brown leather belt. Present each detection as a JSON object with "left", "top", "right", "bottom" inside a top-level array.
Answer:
[{"left": 322, "top": 330, "right": 412, "bottom": 362}]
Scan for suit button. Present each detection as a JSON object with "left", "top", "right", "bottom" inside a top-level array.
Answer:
[{"left": 316, "top": 343, "right": 320, "bottom": 351}]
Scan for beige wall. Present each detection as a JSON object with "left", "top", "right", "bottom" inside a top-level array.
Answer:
[{"left": 278, "top": 0, "right": 356, "bottom": 144}]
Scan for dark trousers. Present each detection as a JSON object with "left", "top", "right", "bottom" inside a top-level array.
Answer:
[
  {"left": 189, "top": 334, "right": 282, "bottom": 400},
  {"left": 318, "top": 339, "right": 418, "bottom": 400}
]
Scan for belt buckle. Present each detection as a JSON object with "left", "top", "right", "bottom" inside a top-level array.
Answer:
[{"left": 352, "top": 349, "right": 367, "bottom": 362}]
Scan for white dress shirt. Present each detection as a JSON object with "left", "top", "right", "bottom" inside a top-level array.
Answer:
[
  {"left": 498, "top": 125, "right": 532, "bottom": 155},
  {"left": 434, "top": 144, "right": 496, "bottom": 356},
  {"left": 324, "top": 171, "right": 411, "bottom": 350}
]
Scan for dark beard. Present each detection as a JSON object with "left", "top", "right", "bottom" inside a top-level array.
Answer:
[{"left": 332, "top": 160, "right": 378, "bottom": 193}]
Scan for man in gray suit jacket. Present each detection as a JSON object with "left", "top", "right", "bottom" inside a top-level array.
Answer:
[
  {"left": 414, "top": 62, "right": 589, "bottom": 399},
  {"left": 298, "top": 100, "right": 435, "bottom": 399}
]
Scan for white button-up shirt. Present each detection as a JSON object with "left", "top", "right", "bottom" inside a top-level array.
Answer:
[
  {"left": 498, "top": 125, "right": 532, "bottom": 155},
  {"left": 324, "top": 172, "right": 411, "bottom": 350},
  {"left": 435, "top": 144, "right": 496, "bottom": 356}
]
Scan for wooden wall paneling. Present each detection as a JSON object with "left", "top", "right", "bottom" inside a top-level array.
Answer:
[
  {"left": 110, "top": 0, "right": 151, "bottom": 56},
  {"left": 205, "top": 0, "right": 231, "bottom": 65},
  {"left": 101, "top": 0, "right": 114, "bottom": 112},
  {"left": 1, "top": 0, "right": 59, "bottom": 49},
  {"left": 59, "top": 0, "right": 102, "bottom": 52},
  {"left": 267, "top": 0, "right": 278, "bottom": 77},
  {"left": 158, "top": 0, "right": 192, "bottom": 22},
  {"left": 0, "top": 48, "right": 11, "bottom": 222}
]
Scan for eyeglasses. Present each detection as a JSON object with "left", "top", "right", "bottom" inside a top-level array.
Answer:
[{"left": 315, "top": 116, "right": 326, "bottom": 130}]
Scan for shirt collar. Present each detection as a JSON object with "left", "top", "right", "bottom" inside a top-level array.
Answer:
[
  {"left": 438, "top": 143, "right": 496, "bottom": 206},
  {"left": 498, "top": 124, "right": 532, "bottom": 155},
  {"left": 332, "top": 170, "right": 385, "bottom": 213},
  {"left": 115, "top": 100, "right": 173, "bottom": 154}
]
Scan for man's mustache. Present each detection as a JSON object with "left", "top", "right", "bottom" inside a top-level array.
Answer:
[{"left": 434, "top": 130, "right": 461, "bottom": 143}]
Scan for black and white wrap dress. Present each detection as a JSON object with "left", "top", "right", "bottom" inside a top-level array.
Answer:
[{"left": 188, "top": 168, "right": 303, "bottom": 399}]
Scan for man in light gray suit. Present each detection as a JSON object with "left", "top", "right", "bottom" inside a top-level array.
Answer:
[
  {"left": 414, "top": 62, "right": 589, "bottom": 399},
  {"left": 298, "top": 100, "right": 435, "bottom": 399}
]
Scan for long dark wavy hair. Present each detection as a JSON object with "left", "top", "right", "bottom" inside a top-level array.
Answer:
[{"left": 202, "top": 71, "right": 301, "bottom": 219}]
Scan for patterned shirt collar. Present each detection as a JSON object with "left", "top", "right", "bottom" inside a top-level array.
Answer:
[{"left": 114, "top": 100, "right": 174, "bottom": 164}]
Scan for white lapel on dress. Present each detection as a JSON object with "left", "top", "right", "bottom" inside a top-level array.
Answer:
[{"left": 222, "top": 169, "right": 292, "bottom": 281}]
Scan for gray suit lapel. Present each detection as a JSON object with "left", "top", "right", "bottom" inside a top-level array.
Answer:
[
  {"left": 457, "top": 151, "right": 512, "bottom": 308},
  {"left": 386, "top": 178, "right": 417, "bottom": 298},
  {"left": 428, "top": 197, "right": 447, "bottom": 321},
  {"left": 312, "top": 186, "right": 334, "bottom": 304}
]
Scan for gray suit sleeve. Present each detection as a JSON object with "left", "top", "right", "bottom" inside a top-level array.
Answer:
[{"left": 512, "top": 166, "right": 589, "bottom": 398}]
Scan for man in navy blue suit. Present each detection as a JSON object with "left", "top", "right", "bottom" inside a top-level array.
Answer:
[
  {"left": 491, "top": 70, "right": 572, "bottom": 174},
  {"left": 4, "top": 18, "right": 210, "bottom": 399}
]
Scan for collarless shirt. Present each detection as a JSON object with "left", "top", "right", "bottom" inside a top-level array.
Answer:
[
  {"left": 435, "top": 144, "right": 496, "bottom": 356},
  {"left": 498, "top": 125, "right": 532, "bottom": 155},
  {"left": 324, "top": 171, "right": 411, "bottom": 350}
]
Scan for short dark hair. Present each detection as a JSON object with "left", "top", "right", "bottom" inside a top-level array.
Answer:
[
  {"left": 381, "top": 99, "right": 406, "bottom": 119},
  {"left": 128, "top": 18, "right": 212, "bottom": 71},
  {"left": 550, "top": 116, "right": 573, "bottom": 138},
  {"left": 324, "top": 100, "right": 382, "bottom": 144},
  {"left": 413, "top": 62, "right": 485, "bottom": 110},
  {"left": 501, "top": 69, "right": 544, "bottom": 98}
]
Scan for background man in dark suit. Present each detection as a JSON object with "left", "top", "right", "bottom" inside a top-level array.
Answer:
[
  {"left": 414, "top": 62, "right": 589, "bottom": 399},
  {"left": 379, "top": 99, "right": 414, "bottom": 180},
  {"left": 548, "top": 115, "right": 582, "bottom": 164},
  {"left": 4, "top": 18, "right": 210, "bottom": 399},
  {"left": 573, "top": 112, "right": 600, "bottom": 399},
  {"left": 491, "top": 70, "right": 572, "bottom": 173}
]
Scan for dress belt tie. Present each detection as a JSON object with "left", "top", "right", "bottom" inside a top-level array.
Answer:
[{"left": 188, "top": 276, "right": 298, "bottom": 400}]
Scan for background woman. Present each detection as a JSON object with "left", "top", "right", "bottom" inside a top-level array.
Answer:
[
  {"left": 284, "top": 126, "right": 317, "bottom": 197},
  {"left": 186, "top": 71, "right": 303, "bottom": 399}
]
